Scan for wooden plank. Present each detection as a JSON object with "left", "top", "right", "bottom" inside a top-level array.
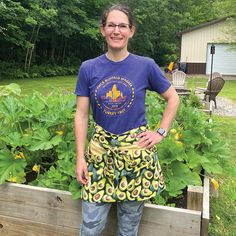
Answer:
[
  {"left": 0, "top": 183, "right": 81, "bottom": 229},
  {"left": 0, "top": 214, "right": 79, "bottom": 236},
  {"left": 0, "top": 183, "right": 202, "bottom": 236},
  {"left": 201, "top": 177, "right": 210, "bottom": 236},
  {"left": 0, "top": 214, "right": 116, "bottom": 236},
  {"left": 139, "top": 204, "right": 201, "bottom": 236},
  {"left": 187, "top": 185, "right": 203, "bottom": 211}
]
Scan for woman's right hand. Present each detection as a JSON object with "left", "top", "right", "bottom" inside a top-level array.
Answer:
[{"left": 76, "top": 157, "right": 89, "bottom": 185}]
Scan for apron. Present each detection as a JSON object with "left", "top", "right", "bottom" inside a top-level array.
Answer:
[{"left": 82, "top": 124, "right": 165, "bottom": 202}]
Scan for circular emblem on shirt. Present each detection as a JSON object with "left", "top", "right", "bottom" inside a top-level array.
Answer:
[{"left": 95, "top": 76, "right": 135, "bottom": 116}]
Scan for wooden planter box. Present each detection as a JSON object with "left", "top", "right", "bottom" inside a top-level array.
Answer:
[{"left": 0, "top": 178, "right": 209, "bottom": 236}]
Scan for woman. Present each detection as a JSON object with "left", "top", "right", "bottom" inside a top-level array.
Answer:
[{"left": 74, "top": 4, "right": 180, "bottom": 236}]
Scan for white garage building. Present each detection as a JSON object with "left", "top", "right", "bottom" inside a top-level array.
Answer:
[{"left": 179, "top": 17, "right": 236, "bottom": 75}]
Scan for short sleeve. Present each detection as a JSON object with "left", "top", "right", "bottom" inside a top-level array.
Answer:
[
  {"left": 74, "top": 62, "right": 90, "bottom": 96},
  {"left": 148, "top": 59, "right": 171, "bottom": 94}
]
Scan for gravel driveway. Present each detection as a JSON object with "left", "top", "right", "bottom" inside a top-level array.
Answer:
[{"left": 213, "top": 96, "right": 236, "bottom": 117}]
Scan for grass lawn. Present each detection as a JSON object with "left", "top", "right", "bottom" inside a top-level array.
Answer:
[
  {"left": 185, "top": 76, "right": 236, "bottom": 102},
  {"left": 0, "top": 76, "right": 77, "bottom": 95},
  {"left": 1, "top": 75, "right": 236, "bottom": 101},
  {"left": 209, "top": 116, "right": 236, "bottom": 236}
]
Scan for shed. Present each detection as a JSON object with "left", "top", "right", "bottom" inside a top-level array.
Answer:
[{"left": 179, "top": 17, "right": 236, "bottom": 75}]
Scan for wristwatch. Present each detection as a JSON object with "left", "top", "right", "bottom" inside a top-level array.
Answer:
[{"left": 157, "top": 128, "right": 167, "bottom": 137}]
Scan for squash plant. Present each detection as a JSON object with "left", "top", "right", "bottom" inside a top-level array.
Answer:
[
  {"left": 0, "top": 84, "right": 231, "bottom": 203},
  {"left": 146, "top": 92, "right": 230, "bottom": 204}
]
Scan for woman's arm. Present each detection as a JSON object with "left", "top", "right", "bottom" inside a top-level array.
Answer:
[
  {"left": 138, "top": 86, "right": 180, "bottom": 149},
  {"left": 74, "top": 96, "right": 90, "bottom": 185}
]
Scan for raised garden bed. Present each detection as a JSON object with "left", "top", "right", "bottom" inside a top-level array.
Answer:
[{"left": 0, "top": 177, "right": 209, "bottom": 236}]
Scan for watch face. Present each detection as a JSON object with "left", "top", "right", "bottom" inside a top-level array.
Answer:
[{"left": 157, "top": 128, "right": 166, "bottom": 136}]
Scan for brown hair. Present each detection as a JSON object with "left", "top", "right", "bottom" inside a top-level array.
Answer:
[{"left": 100, "top": 4, "right": 135, "bottom": 27}]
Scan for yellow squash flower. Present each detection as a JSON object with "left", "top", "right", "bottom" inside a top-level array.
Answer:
[
  {"left": 175, "top": 141, "right": 184, "bottom": 147},
  {"left": 14, "top": 152, "right": 25, "bottom": 159},
  {"left": 56, "top": 130, "right": 64, "bottom": 136},
  {"left": 170, "top": 128, "right": 177, "bottom": 134},
  {"left": 7, "top": 177, "right": 17, "bottom": 182},
  {"left": 211, "top": 178, "right": 219, "bottom": 190},
  {"left": 32, "top": 164, "right": 40, "bottom": 173}
]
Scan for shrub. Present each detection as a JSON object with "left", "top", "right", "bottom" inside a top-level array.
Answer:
[{"left": 0, "top": 61, "right": 79, "bottom": 79}]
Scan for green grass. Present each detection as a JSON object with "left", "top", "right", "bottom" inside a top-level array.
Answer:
[
  {"left": 209, "top": 116, "right": 236, "bottom": 236},
  {"left": 166, "top": 74, "right": 236, "bottom": 102},
  {"left": 217, "top": 80, "right": 236, "bottom": 103},
  {"left": 0, "top": 76, "right": 77, "bottom": 95},
  {"left": 1, "top": 75, "right": 235, "bottom": 102},
  {"left": 185, "top": 76, "right": 236, "bottom": 97}
]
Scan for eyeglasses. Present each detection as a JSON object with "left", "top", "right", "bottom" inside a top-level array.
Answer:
[{"left": 104, "top": 22, "right": 131, "bottom": 32}]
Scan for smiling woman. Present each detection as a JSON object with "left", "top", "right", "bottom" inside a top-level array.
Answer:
[
  {"left": 74, "top": 3, "right": 180, "bottom": 236},
  {"left": 100, "top": 7, "right": 136, "bottom": 60}
]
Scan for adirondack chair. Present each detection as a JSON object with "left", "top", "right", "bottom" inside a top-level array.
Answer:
[
  {"left": 211, "top": 72, "right": 222, "bottom": 79},
  {"left": 195, "top": 76, "right": 225, "bottom": 108},
  {"left": 171, "top": 71, "right": 186, "bottom": 89},
  {"left": 195, "top": 72, "right": 223, "bottom": 94}
]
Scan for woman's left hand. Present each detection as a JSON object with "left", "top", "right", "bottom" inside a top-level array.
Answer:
[{"left": 137, "top": 130, "right": 164, "bottom": 149}]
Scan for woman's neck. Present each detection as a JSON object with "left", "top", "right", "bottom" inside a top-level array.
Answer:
[{"left": 106, "top": 50, "right": 129, "bottom": 62}]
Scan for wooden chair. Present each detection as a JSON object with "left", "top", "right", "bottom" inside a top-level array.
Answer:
[
  {"left": 195, "top": 76, "right": 225, "bottom": 108},
  {"left": 211, "top": 72, "right": 222, "bottom": 80},
  {"left": 171, "top": 71, "right": 186, "bottom": 89},
  {"left": 195, "top": 72, "right": 222, "bottom": 92}
]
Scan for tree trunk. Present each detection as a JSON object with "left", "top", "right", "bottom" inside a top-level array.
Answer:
[
  {"left": 27, "top": 25, "right": 40, "bottom": 70},
  {"left": 50, "top": 33, "right": 55, "bottom": 62},
  {"left": 24, "top": 25, "right": 35, "bottom": 71},
  {"left": 56, "top": 39, "right": 62, "bottom": 64},
  {"left": 62, "top": 39, "right": 67, "bottom": 64}
]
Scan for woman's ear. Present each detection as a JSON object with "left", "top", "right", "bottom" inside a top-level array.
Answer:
[
  {"left": 129, "top": 26, "right": 136, "bottom": 38},
  {"left": 100, "top": 26, "right": 106, "bottom": 37}
]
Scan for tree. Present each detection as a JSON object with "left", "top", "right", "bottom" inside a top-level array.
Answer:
[
  {"left": 120, "top": 0, "right": 218, "bottom": 65},
  {"left": 214, "top": 0, "right": 236, "bottom": 43},
  {"left": 22, "top": 0, "right": 57, "bottom": 70},
  {"left": 0, "top": 0, "right": 220, "bottom": 73},
  {"left": 0, "top": 0, "right": 28, "bottom": 61}
]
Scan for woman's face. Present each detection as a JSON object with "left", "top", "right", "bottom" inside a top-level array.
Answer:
[{"left": 101, "top": 10, "right": 135, "bottom": 52}]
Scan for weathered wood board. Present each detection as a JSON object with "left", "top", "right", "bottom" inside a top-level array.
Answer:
[{"left": 0, "top": 182, "right": 207, "bottom": 236}]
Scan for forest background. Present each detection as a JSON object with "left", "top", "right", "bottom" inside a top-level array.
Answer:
[{"left": 0, "top": 0, "right": 235, "bottom": 80}]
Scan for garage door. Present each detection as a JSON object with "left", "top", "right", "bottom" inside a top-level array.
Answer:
[{"left": 206, "top": 44, "right": 236, "bottom": 75}]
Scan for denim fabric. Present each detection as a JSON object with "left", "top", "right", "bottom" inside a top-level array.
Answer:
[{"left": 80, "top": 200, "right": 144, "bottom": 236}]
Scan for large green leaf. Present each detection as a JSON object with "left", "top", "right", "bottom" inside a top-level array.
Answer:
[
  {"left": 165, "top": 161, "right": 202, "bottom": 196},
  {"left": 58, "top": 159, "right": 76, "bottom": 177},
  {"left": 29, "top": 127, "right": 62, "bottom": 151},
  {"left": 0, "top": 131, "right": 32, "bottom": 148},
  {"left": 0, "top": 96, "right": 26, "bottom": 125},
  {"left": 185, "top": 150, "right": 210, "bottom": 169},
  {"left": 20, "top": 94, "right": 45, "bottom": 118},
  {"left": 202, "top": 163, "right": 223, "bottom": 174},
  {"left": 0, "top": 83, "right": 21, "bottom": 96},
  {"left": 0, "top": 149, "right": 27, "bottom": 184},
  {"left": 158, "top": 138, "right": 185, "bottom": 164},
  {"left": 69, "top": 179, "right": 81, "bottom": 200},
  {"left": 56, "top": 141, "right": 76, "bottom": 160}
]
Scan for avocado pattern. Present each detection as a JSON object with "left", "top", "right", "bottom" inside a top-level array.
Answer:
[{"left": 82, "top": 124, "right": 165, "bottom": 203}]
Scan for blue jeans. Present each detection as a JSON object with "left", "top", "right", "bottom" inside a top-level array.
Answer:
[{"left": 80, "top": 200, "right": 144, "bottom": 236}]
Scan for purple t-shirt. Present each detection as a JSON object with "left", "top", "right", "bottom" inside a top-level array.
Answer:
[{"left": 75, "top": 53, "right": 171, "bottom": 134}]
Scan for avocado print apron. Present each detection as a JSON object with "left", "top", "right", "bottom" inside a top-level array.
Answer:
[{"left": 82, "top": 124, "right": 165, "bottom": 202}]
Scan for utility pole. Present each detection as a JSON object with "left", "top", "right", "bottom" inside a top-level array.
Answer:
[{"left": 209, "top": 44, "right": 215, "bottom": 122}]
